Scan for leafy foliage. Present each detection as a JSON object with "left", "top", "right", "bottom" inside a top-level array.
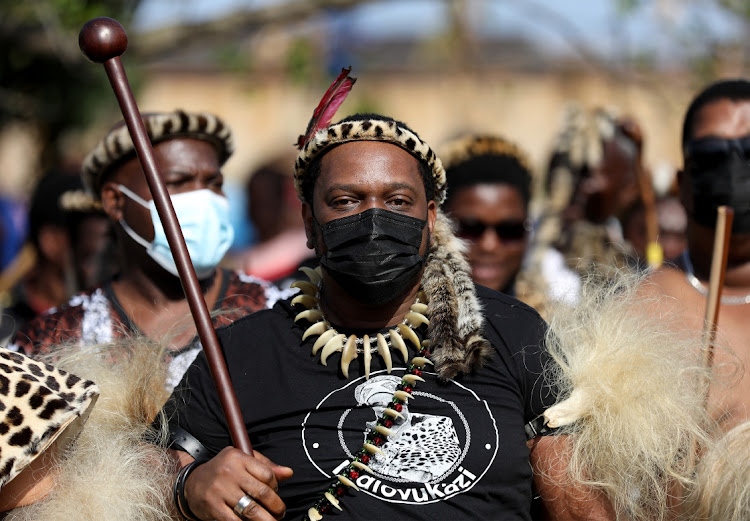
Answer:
[{"left": 0, "top": 0, "right": 142, "bottom": 168}]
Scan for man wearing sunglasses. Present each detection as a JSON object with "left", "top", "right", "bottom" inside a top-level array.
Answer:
[
  {"left": 643, "top": 79, "right": 750, "bottom": 435},
  {"left": 441, "top": 135, "right": 536, "bottom": 302}
]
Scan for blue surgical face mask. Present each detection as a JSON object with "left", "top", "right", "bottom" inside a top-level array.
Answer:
[{"left": 117, "top": 185, "right": 234, "bottom": 279}]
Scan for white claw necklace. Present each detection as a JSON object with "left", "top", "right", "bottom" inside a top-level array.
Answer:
[
  {"left": 291, "top": 266, "right": 432, "bottom": 379},
  {"left": 291, "top": 265, "right": 435, "bottom": 520}
]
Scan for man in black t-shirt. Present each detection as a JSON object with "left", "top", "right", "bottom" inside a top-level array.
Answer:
[{"left": 164, "top": 109, "right": 613, "bottom": 521}]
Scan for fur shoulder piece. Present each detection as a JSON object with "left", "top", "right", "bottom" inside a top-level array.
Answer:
[
  {"left": 0, "top": 348, "right": 99, "bottom": 490},
  {"left": 421, "top": 210, "right": 492, "bottom": 380},
  {"left": 7, "top": 340, "right": 173, "bottom": 521},
  {"left": 542, "top": 273, "right": 717, "bottom": 521}
]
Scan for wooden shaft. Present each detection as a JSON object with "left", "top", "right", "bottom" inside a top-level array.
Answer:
[
  {"left": 701, "top": 206, "right": 734, "bottom": 398},
  {"left": 80, "top": 18, "right": 252, "bottom": 455}
]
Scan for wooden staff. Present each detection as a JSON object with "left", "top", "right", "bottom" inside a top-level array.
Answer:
[
  {"left": 701, "top": 205, "right": 734, "bottom": 372},
  {"left": 78, "top": 17, "right": 252, "bottom": 455}
]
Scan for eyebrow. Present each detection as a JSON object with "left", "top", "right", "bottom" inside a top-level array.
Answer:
[{"left": 325, "top": 182, "right": 417, "bottom": 194}]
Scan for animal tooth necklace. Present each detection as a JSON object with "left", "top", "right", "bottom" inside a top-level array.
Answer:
[{"left": 291, "top": 266, "right": 434, "bottom": 520}]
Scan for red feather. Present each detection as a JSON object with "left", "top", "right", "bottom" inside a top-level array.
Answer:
[{"left": 297, "top": 67, "right": 356, "bottom": 149}]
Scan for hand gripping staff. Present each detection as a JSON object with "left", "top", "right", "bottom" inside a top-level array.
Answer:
[{"left": 78, "top": 17, "right": 253, "bottom": 456}]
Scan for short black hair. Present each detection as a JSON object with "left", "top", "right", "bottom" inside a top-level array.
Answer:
[
  {"left": 682, "top": 79, "right": 750, "bottom": 148},
  {"left": 28, "top": 172, "right": 81, "bottom": 251},
  {"left": 444, "top": 154, "right": 532, "bottom": 208},
  {"left": 299, "top": 113, "right": 436, "bottom": 205}
]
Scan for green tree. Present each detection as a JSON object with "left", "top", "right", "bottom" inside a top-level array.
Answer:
[{"left": 0, "top": 1, "right": 142, "bottom": 171}]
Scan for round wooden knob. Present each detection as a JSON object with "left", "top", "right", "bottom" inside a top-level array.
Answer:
[{"left": 79, "top": 17, "right": 128, "bottom": 63}]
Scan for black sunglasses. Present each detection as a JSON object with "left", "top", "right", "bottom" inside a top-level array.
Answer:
[
  {"left": 684, "top": 134, "right": 750, "bottom": 169},
  {"left": 456, "top": 218, "right": 529, "bottom": 242}
]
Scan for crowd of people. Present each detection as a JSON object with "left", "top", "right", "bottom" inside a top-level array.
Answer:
[{"left": 0, "top": 74, "right": 749, "bottom": 521}]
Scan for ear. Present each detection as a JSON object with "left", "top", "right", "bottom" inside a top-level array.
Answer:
[
  {"left": 427, "top": 200, "right": 437, "bottom": 245},
  {"left": 302, "top": 202, "right": 315, "bottom": 250},
  {"left": 100, "top": 182, "right": 124, "bottom": 222}
]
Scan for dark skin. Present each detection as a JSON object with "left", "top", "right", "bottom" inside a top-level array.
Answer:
[
  {"left": 72, "top": 214, "right": 115, "bottom": 290},
  {"left": 444, "top": 183, "right": 527, "bottom": 293},
  {"left": 567, "top": 138, "right": 640, "bottom": 225},
  {"left": 100, "top": 137, "right": 229, "bottom": 349},
  {"left": 302, "top": 141, "right": 437, "bottom": 328},
  {"left": 21, "top": 224, "right": 72, "bottom": 313},
  {"left": 177, "top": 141, "right": 436, "bottom": 521},
  {"left": 177, "top": 140, "right": 612, "bottom": 520},
  {"left": 643, "top": 98, "right": 750, "bottom": 433}
]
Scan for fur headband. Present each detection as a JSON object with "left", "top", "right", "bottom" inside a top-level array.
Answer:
[
  {"left": 442, "top": 134, "right": 533, "bottom": 175},
  {"left": 294, "top": 116, "right": 447, "bottom": 205},
  {"left": 0, "top": 348, "right": 99, "bottom": 489},
  {"left": 81, "top": 109, "right": 234, "bottom": 198}
]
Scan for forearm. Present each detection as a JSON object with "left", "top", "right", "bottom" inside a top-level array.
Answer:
[{"left": 529, "top": 435, "right": 615, "bottom": 521}]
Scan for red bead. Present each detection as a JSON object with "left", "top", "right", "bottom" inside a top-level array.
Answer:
[
  {"left": 394, "top": 403, "right": 402, "bottom": 412},
  {"left": 349, "top": 470, "right": 360, "bottom": 479},
  {"left": 335, "top": 486, "right": 346, "bottom": 496},
  {"left": 404, "top": 386, "right": 413, "bottom": 394},
  {"left": 360, "top": 454, "right": 370, "bottom": 464},
  {"left": 320, "top": 504, "right": 332, "bottom": 514},
  {"left": 383, "top": 419, "right": 393, "bottom": 428},
  {"left": 414, "top": 369, "right": 422, "bottom": 376},
  {"left": 373, "top": 436, "right": 384, "bottom": 446}
]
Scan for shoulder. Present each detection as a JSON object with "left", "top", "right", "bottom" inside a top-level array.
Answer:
[
  {"left": 474, "top": 284, "right": 548, "bottom": 360},
  {"left": 223, "top": 270, "right": 298, "bottom": 309},
  {"left": 642, "top": 265, "right": 686, "bottom": 299},
  {"left": 10, "top": 288, "right": 108, "bottom": 355},
  {"left": 476, "top": 284, "right": 546, "bottom": 325},
  {"left": 215, "top": 296, "right": 295, "bottom": 340}
]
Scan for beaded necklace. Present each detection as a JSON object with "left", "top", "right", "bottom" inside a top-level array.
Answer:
[
  {"left": 681, "top": 251, "right": 750, "bottom": 305},
  {"left": 291, "top": 266, "right": 434, "bottom": 520}
]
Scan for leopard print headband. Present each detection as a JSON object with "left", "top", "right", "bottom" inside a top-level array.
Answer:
[
  {"left": 81, "top": 109, "right": 234, "bottom": 199},
  {"left": 294, "top": 116, "right": 447, "bottom": 205}
]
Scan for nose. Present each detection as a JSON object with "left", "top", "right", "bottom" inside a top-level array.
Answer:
[{"left": 477, "top": 227, "right": 501, "bottom": 252}]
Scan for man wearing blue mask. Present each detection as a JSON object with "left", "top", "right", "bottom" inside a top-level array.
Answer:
[
  {"left": 10, "top": 110, "right": 287, "bottom": 391},
  {"left": 642, "top": 79, "right": 750, "bottom": 435}
]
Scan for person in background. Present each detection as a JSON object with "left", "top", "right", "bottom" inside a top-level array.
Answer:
[
  {"left": 58, "top": 187, "right": 118, "bottom": 291},
  {"left": 622, "top": 194, "right": 688, "bottom": 267},
  {"left": 441, "top": 135, "right": 546, "bottom": 311},
  {"left": 9, "top": 110, "right": 289, "bottom": 391},
  {"left": 525, "top": 106, "right": 643, "bottom": 306},
  {"left": 0, "top": 172, "right": 80, "bottom": 342},
  {"left": 229, "top": 156, "right": 312, "bottom": 287},
  {"left": 642, "top": 79, "right": 750, "bottom": 434}
]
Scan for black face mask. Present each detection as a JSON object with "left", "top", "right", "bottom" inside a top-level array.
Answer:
[
  {"left": 687, "top": 151, "right": 750, "bottom": 233},
  {"left": 317, "top": 208, "right": 427, "bottom": 306}
]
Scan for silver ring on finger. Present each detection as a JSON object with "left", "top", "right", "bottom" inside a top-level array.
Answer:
[{"left": 233, "top": 494, "right": 255, "bottom": 517}]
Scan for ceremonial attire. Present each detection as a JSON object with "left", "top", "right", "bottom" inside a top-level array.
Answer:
[
  {"left": 9, "top": 269, "right": 290, "bottom": 390},
  {"left": 164, "top": 285, "right": 556, "bottom": 520}
]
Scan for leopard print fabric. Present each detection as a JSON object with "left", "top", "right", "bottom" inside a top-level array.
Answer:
[{"left": 0, "top": 348, "right": 98, "bottom": 489}]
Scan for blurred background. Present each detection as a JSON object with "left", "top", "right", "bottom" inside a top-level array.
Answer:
[{"left": 1, "top": 0, "right": 749, "bottom": 263}]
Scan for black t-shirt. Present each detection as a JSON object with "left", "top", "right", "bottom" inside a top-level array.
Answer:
[{"left": 164, "top": 285, "right": 556, "bottom": 520}]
